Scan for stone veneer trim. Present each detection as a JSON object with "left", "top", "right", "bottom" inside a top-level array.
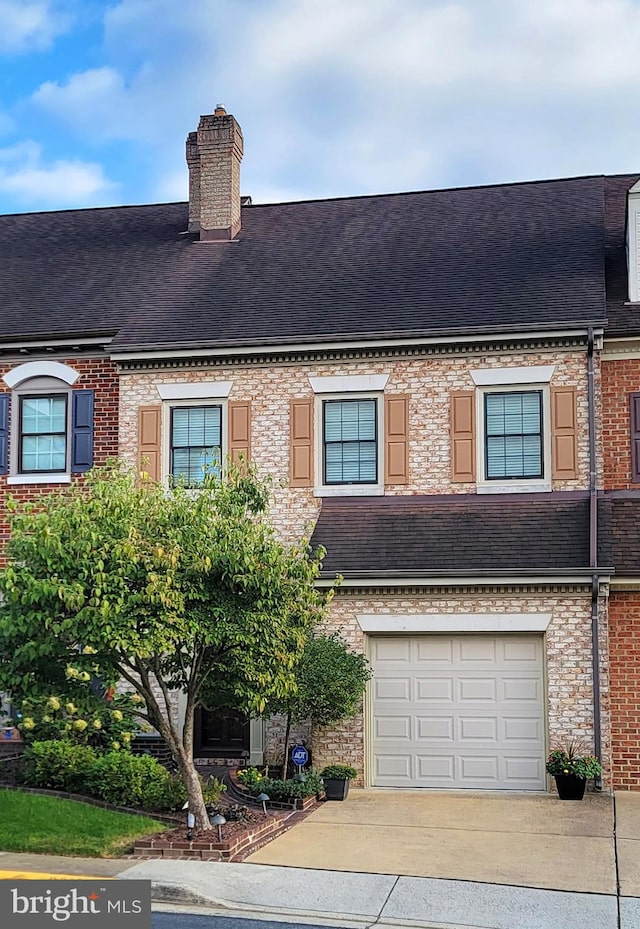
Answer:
[{"left": 357, "top": 613, "right": 552, "bottom": 632}]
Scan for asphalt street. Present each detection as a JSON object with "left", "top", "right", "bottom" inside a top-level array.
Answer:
[{"left": 153, "top": 914, "right": 347, "bottom": 929}]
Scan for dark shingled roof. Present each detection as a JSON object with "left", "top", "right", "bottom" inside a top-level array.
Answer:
[
  {"left": 605, "top": 174, "right": 640, "bottom": 336},
  {"left": 605, "top": 493, "right": 640, "bottom": 575},
  {"left": 0, "top": 175, "right": 621, "bottom": 348},
  {"left": 311, "top": 492, "right": 611, "bottom": 577}
]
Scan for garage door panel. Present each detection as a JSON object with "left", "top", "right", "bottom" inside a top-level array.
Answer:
[
  {"left": 375, "top": 716, "right": 411, "bottom": 739},
  {"left": 458, "top": 677, "right": 497, "bottom": 701},
  {"left": 502, "top": 677, "right": 541, "bottom": 701},
  {"left": 503, "top": 717, "right": 542, "bottom": 741},
  {"left": 416, "top": 716, "right": 454, "bottom": 740},
  {"left": 503, "top": 639, "right": 540, "bottom": 662},
  {"left": 375, "top": 754, "right": 412, "bottom": 779},
  {"left": 416, "top": 754, "right": 455, "bottom": 780},
  {"left": 459, "top": 717, "right": 498, "bottom": 741},
  {"left": 416, "top": 638, "right": 455, "bottom": 663},
  {"left": 504, "top": 757, "right": 544, "bottom": 781},
  {"left": 460, "top": 755, "right": 499, "bottom": 781},
  {"left": 374, "top": 677, "right": 411, "bottom": 701},
  {"left": 374, "top": 639, "right": 411, "bottom": 662},
  {"left": 458, "top": 639, "right": 497, "bottom": 662},
  {"left": 415, "top": 677, "right": 454, "bottom": 701},
  {"left": 371, "top": 634, "right": 545, "bottom": 790}
]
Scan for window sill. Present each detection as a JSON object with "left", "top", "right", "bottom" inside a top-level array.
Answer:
[
  {"left": 477, "top": 481, "right": 551, "bottom": 494},
  {"left": 7, "top": 473, "right": 71, "bottom": 485},
  {"left": 314, "top": 485, "right": 384, "bottom": 497}
]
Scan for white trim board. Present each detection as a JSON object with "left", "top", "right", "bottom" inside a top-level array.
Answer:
[
  {"left": 357, "top": 613, "right": 552, "bottom": 633},
  {"left": 309, "top": 374, "right": 389, "bottom": 393},
  {"left": 470, "top": 365, "right": 555, "bottom": 386},
  {"left": 157, "top": 381, "right": 232, "bottom": 400}
]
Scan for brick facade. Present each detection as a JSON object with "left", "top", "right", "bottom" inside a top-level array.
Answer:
[
  {"left": 602, "top": 357, "right": 640, "bottom": 490},
  {"left": 0, "top": 357, "right": 119, "bottom": 566},
  {"left": 609, "top": 593, "right": 640, "bottom": 789}
]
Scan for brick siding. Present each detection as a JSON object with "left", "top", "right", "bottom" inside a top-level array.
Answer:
[
  {"left": 0, "top": 357, "right": 119, "bottom": 566},
  {"left": 602, "top": 357, "right": 640, "bottom": 489}
]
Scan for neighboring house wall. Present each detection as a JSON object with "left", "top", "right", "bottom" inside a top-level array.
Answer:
[
  {"left": 0, "top": 357, "right": 119, "bottom": 565},
  {"left": 601, "top": 357, "right": 640, "bottom": 489},
  {"left": 609, "top": 593, "right": 640, "bottom": 789}
]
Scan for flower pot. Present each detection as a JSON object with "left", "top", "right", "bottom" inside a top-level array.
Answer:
[
  {"left": 554, "top": 774, "right": 587, "bottom": 800},
  {"left": 323, "top": 777, "right": 350, "bottom": 801}
]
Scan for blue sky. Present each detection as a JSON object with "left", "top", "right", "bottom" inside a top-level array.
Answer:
[{"left": 1, "top": 0, "right": 640, "bottom": 214}]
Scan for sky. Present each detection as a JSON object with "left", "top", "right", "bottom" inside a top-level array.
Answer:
[{"left": 0, "top": 0, "right": 640, "bottom": 214}]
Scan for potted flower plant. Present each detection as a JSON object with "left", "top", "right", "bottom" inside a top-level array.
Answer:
[
  {"left": 320, "top": 764, "right": 358, "bottom": 801},
  {"left": 545, "top": 740, "right": 602, "bottom": 800}
]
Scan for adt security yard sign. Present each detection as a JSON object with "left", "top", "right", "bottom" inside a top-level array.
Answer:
[{"left": 291, "top": 745, "right": 308, "bottom": 767}]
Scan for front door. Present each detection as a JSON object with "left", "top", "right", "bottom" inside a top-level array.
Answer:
[{"left": 194, "top": 706, "right": 250, "bottom": 757}]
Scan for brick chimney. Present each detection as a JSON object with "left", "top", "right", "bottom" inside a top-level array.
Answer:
[{"left": 186, "top": 105, "right": 244, "bottom": 240}]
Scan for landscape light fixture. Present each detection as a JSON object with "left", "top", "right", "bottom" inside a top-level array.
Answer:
[
  {"left": 210, "top": 812, "right": 226, "bottom": 843},
  {"left": 183, "top": 801, "right": 195, "bottom": 840},
  {"left": 257, "top": 792, "right": 270, "bottom": 815}
]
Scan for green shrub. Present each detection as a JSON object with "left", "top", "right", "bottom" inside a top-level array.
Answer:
[
  {"left": 89, "top": 752, "right": 171, "bottom": 808},
  {"left": 20, "top": 740, "right": 97, "bottom": 793},
  {"left": 201, "top": 775, "right": 226, "bottom": 807},
  {"left": 254, "top": 771, "right": 323, "bottom": 800},
  {"left": 12, "top": 692, "right": 141, "bottom": 752},
  {"left": 139, "top": 772, "right": 187, "bottom": 811},
  {"left": 320, "top": 764, "right": 358, "bottom": 780}
]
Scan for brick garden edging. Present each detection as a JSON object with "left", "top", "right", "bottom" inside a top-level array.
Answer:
[{"left": 133, "top": 812, "right": 289, "bottom": 861}]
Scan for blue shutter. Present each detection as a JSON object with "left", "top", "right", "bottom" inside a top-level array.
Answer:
[
  {"left": 0, "top": 393, "right": 8, "bottom": 475},
  {"left": 71, "top": 390, "right": 94, "bottom": 473}
]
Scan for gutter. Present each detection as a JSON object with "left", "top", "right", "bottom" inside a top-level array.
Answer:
[{"left": 588, "top": 327, "right": 603, "bottom": 789}]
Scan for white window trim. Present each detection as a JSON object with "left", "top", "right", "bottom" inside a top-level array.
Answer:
[
  {"left": 309, "top": 374, "right": 389, "bottom": 394},
  {"left": 314, "top": 391, "right": 384, "bottom": 497},
  {"left": 628, "top": 184, "right": 640, "bottom": 303},
  {"left": 8, "top": 377, "right": 73, "bottom": 485},
  {"left": 3, "top": 361, "right": 80, "bottom": 389},
  {"left": 162, "top": 398, "right": 228, "bottom": 485},
  {"left": 157, "top": 381, "right": 232, "bottom": 401},
  {"left": 470, "top": 365, "right": 555, "bottom": 386},
  {"left": 476, "top": 383, "right": 552, "bottom": 494},
  {"left": 357, "top": 613, "right": 552, "bottom": 633}
]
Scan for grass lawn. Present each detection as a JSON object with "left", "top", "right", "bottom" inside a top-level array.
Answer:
[{"left": 0, "top": 789, "right": 167, "bottom": 857}]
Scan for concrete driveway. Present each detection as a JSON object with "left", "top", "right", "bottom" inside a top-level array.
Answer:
[{"left": 247, "top": 788, "right": 635, "bottom": 895}]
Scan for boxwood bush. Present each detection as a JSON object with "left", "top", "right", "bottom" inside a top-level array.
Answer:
[{"left": 20, "top": 740, "right": 97, "bottom": 793}]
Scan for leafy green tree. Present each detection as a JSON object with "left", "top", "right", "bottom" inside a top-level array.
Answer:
[
  {"left": 0, "top": 463, "right": 329, "bottom": 830},
  {"left": 265, "top": 632, "right": 371, "bottom": 776}
]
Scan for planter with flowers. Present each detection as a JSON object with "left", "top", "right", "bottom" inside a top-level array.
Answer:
[
  {"left": 320, "top": 764, "right": 358, "bottom": 801},
  {"left": 546, "top": 741, "right": 602, "bottom": 800}
]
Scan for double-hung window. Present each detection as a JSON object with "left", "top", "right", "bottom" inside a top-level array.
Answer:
[
  {"left": 170, "top": 405, "right": 222, "bottom": 485},
  {"left": 484, "top": 390, "right": 543, "bottom": 480},
  {"left": 19, "top": 394, "right": 68, "bottom": 473},
  {"left": 323, "top": 398, "right": 378, "bottom": 485}
]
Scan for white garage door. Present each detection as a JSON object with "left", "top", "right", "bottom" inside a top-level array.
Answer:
[{"left": 371, "top": 635, "right": 545, "bottom": 790}]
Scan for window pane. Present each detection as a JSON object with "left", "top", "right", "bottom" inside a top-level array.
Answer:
[
  {"left": 20, "top": 395, "right": 67, "bottom": 472},
  {"left": 21, "top": 397, "right": 66, "bottom": 435},
  {"left": 171, "top": 406, "right": 221, "bottom": 485},
  {"left": 22, "top": 435, "right": 66, "bottom": 472},
  {"left": 323, "top": 399, "right": 377, "bottom": 484},
  {"left": 485, "top": 391, "right": 542, "bottom": 480}
]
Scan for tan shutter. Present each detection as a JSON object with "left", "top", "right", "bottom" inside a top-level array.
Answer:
[
  {"left": 385, "top": 395, "right": 409, "bottom": 484},
  {"left": 290, "top": 399, "right": 314, "bottom": 487},
  {"left": 138, "top": 405, "right": 161, "bottom": 481},
  {"left": 229, "top": 401, "right": 251, "bottom": 466},
  {"left": 551, "top": 386, "right": 578, "bottom": 480},
  {"left": 451, "top": 391, "right": 476, "bottom": 482}
]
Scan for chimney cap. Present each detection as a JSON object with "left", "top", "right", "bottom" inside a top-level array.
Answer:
[{"left": 214, "top": 104, "right": 227, "bottom": 116}]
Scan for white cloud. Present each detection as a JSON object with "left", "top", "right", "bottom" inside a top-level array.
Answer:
[
  {"left": 0, "top": 141, "right": 117, "bottom": 207},
  {"left": 24, "top": 0, "right": 640, "bottom": 205},
  {"left": 0, "top": 0, "right": 70, "bottom": 53}
]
